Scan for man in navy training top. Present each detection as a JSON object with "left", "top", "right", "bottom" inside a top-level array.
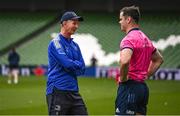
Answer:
[
  {"left": 46, "top": 11, "right": 88, "bottom": 115},
  {"left": 8, "top": 47, "right": 20, "bottom": 84}
]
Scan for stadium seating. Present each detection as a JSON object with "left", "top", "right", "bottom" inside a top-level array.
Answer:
[
  {"left": 0, "top": 12, "right": 55, "bottom": 50},
  {"left": 1, "top": 12, "right": 180, "bottom": 68}
]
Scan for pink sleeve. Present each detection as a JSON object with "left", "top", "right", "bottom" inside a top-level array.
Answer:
[
  {"left": 120, "top": 38, "right": 134, "bottom": 51},
  {"left": 151, "top": 41, "right": 156, "bottom": 54},
  {"left": 152, "top": 48, "right": 156, "bottom": 54}
]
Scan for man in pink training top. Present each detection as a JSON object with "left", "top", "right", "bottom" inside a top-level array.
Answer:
[{"left": 115, "top": 6, "right": 163, "bottom": 115}]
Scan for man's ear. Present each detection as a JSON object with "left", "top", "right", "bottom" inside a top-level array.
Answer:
[
  {"left": 62, "top": 21, "right": 67, "bottom": 26},
  {"left": 127, "top": 16, "right": 132, "bottom": 24}
]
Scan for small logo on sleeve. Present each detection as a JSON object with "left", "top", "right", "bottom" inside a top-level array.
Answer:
[{"left": 53, "top": 39, "right": 61, "bottom": 49}]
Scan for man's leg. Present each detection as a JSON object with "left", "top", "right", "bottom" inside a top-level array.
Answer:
[
  {"left": 70, "top": 99, "right": 88, "bottom": 115},
  {"left": 69, "top": 92, "right": 88, "bottom": 115},
  {"left": 46, "top": 93, "right": 70, "bottom": 115},
  {"left": 13, "top": 69, "right": 19, "bottom": 84},
  {"left": 8, "top": 70, "right": 12, "bottom": 84},
  {"left": 47, "top": 88, "right": 74, "bottom": 115},
  {"left": 115, "top": 83, "right": 130, "bottom": 115},
  {"left": 136, "top": 83, "right": 149, "bottom": 115}
]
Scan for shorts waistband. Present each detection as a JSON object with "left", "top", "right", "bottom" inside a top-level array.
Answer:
[{"left": 120, "top": 79, "right": 145, "bottom": 85}]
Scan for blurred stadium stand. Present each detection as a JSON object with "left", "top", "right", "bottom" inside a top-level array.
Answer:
[
  {"left": 0, "top": 12, "right": 60, "bottom": 55},
  {"left": 0, "top": 0, "right": 180, "bottom": 68},
  {"left": 1, "top": 0, "right": 180, "bottom": 12}
]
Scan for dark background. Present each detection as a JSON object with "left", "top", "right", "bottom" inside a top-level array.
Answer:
[{"left": 0, "top": 0, "right": 180, "bottom": 13}]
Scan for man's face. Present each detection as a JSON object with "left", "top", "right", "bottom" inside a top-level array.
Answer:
[
  {"left": 119, "top": 12, "right": 128, "bottom": 32},
  {"left": 63, "top": 19, "right": 80, "bottom": 35}
]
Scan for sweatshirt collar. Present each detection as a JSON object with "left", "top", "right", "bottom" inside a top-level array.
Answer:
[{"left": 59, "top": 34, "right": 73, "bottom": 43}]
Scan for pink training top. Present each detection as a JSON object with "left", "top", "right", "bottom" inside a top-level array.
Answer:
[{"left": 120, "top": 28, "right": 156, "bottom": 82}]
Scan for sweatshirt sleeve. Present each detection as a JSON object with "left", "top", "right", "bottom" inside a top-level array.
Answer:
[
  {"left": 72, "top": 44, "right": 85, "bottom": 76},
  {"left": 49, "top": 40, "right": 83, "bottom": 71}
]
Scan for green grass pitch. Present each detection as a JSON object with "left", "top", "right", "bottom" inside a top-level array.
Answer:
[{"left": 0, "top": 76, "right": 180, "bottom": 115}]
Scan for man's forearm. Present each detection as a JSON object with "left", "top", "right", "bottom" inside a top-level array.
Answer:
[
  {"left": 147, "top": 50, "right": 164, "bottom": 78},
  {"left": 147, "top": 61, "right": 162, "bottom": 78},
  {"left": 120, "top": 63, "right": 129, "bottom": 82}
]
